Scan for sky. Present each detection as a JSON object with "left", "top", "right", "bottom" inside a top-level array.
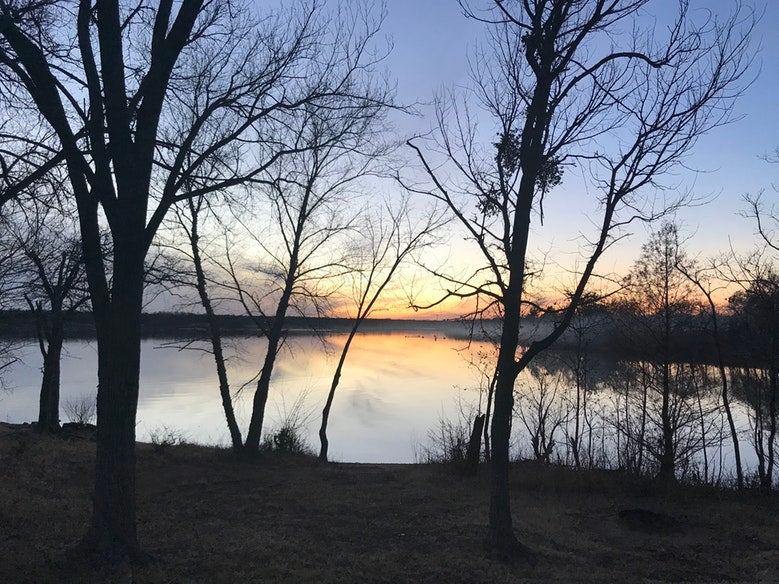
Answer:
[{"left": 369, "top": 0, "right": 779, "bottom": 317}]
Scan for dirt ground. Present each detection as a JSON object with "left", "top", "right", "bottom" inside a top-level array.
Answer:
[{"left": 1, "top": 423, "right": 777, "bottom": 583}]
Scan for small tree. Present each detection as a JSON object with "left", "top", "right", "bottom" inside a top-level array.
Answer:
[
  {"left": 728, "top": 270, "right": 778, "bottom": 489},
  {"left": 15, "top": 201, "right": 89, "bottom": 433},
  {"left": 676, "top": 259, "right": 744, "bottom": 488},
  {"left": 723, "top": 188, "right": 778, "bottom": 489},
  {"left": 318, "top": 199, "right": 444, "bottom": 461},
  {"left": 619, "top": 222, "right": 702, "bottom": 480},
  {"left": 169, "top": 195, "right": 244, "bottom": 453},
  {"left": 223, "top": 64, "right": 395, "bottom": 455}
]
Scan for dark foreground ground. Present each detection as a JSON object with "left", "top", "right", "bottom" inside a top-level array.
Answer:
[{"left": 1, "top": 423, "right": 777, "bottom": 583}]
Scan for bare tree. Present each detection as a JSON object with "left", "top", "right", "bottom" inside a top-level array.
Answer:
[
  {"left": 169, "top": 195, "right": 244, "bottom": 453},
  {"left": 217, "top": 71, "right": 395, "bottom": 455},
  {"left": 404, "top": 0, "right": 753, "bottom": 559},
  {"left": 517, "top": 365, "right": 566, "bottom": 463},
  {"left": 318, "top": 198, "right": 444, "bottom": 461},
  {"left": 0, "top": 0, "right": 390, "bottom": 559},
  {"left": 13, "top": 200, "right": 89, "bottom": 433},
  {"left": 621, "top": 222, "right": 703, "bottom": 479},
  {"left": 676, "top": 259, "right": 743, "bottom": 487},
  {"left": 727, "top": 263, "right": 778, "bottom": 489},
  {"left": 722, "top": 189, "right": 778, "bottom": 489}
]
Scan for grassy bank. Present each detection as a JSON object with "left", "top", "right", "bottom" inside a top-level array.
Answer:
[{"left": 1, "top": 423, "right": 777, "bottom": 583}]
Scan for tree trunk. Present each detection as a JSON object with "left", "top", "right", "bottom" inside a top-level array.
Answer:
[
  {"left": 244, "top": 342, "right": 278, "bottom": 453},
  {"left": 244, "top": 299, "right": 290, "bottom": 453},
  {"left": 659, "top": 302, "right": 675, "bottom": 481},
  {"left": 38, "top": 334, "right": 63, "bottom": 433},
  {"left": 80, "top": 303, "right": 142, "bottom": 561},
  {"left": 188, "top": 204, "right": 243, "bottom": 453},
  {"left": 464, "top": 413, "right": 486, "bottom": 475},
  {"left": 765, "top": 362, "right": 777, "bottom": 491},
  {"left": 30, "top": 299, "right": 64, "bottom": 435},
  {"left": 659, "top": 370, "right": 675, "bottom": 480},
  {"left": 483, "top": 373, "right": 495, "bottom": 462},
  {"left": 319, "top": 331, "right": 357, "bottom": 462},
  {"left": 486, "top": 296, "right": 535, "bottom": 561},
  {"left": 571, "top": 361, "right": 582, "bottom": 468},
  {"left": 78, "top": 224, "right": 145, "bottom": 561},
  {"left": 487, "top": 368, "right": 517, "bottom": 556}
]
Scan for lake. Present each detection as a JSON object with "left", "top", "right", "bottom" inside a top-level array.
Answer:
[
  {"left": 0, "top": 329, "right": 765, "bottom": 481},
  {"left": 0, "top": 331, "right": 492, "bottom": 463}
]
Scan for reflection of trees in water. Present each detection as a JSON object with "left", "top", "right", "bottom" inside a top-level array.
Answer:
[
  {"left": 731, "top": 368, "right": 776, "bottom": 488},
  {"left": 507, "top": 353, "right": 776, "bottom": 485}
]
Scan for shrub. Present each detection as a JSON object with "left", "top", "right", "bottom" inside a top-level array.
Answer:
[
  {"left": 63, "top": 395, "right": 96, "bottom": 425},
  {"left": 417, "top": 415, "right": 470, "bottom": 465},
  {"left": 260, "top": 389, "right": 313, "bottom": 455},
  {"left": 148, "top": 425, "right": 186, "bottom": 453},
  {"left": 261, "top": 425, "right": 309, "bottom": 454}
]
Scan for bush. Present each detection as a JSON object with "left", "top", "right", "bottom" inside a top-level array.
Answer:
[
  {"left": 63, "top": 395, "right": 96, "bottom": 425},
  {"left": 148, "top": 425, "right": 185, "bottom": 453},
  {"left": 416, "top": 415, "right": 470, "bottom": 465},
  {"left": 261, "top": 425, "right": 309, "bottom": 454},
  {"left": 260, "top": 389, "right": 313, "bottom": 455}
]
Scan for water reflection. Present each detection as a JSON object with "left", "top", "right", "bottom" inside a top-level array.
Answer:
[
  {"left": 0, "top": 333, "right": 488, "bottom": 462},
  {"left": 0, "top": 332, "right": 767, "bottom": 478}
]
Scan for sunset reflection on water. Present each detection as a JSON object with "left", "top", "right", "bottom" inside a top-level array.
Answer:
[{"left": 0, "top": 332, "right": 491, "bottom": 462}]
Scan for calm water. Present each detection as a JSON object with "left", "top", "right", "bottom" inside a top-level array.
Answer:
[
  {"left": 0, "top": 331, "right": 765, "bottom": 478},
  {"left": 0, "top": 332, "right": 490, "bottom": 462}
]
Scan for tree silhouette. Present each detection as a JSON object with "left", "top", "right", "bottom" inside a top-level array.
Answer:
[
  {"left": 0, "top": 0, "right": 391, "bottom": 560},
  {"left": 405, "top": 0, "right": 753, "bottom": 559}
]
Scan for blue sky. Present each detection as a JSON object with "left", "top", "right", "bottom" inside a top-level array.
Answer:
[{"left": 380, "top": 0, "right": 778, "bottom": 281}]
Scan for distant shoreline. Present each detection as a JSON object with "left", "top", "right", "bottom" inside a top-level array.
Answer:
[
  {"left": 0, "top": 309, "right": 485, "bottom": 341},
  {"left": 0, "top": 309, "right": 764, "bottom": 368}
]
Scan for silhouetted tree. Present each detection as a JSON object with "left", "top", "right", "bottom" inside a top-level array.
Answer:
[
  {"left": 621, "top": 222, "right": 704, "bottom": 480},
  {"left": 222, "top": 64, "right": 395, "bottom": 455},
  {"left": 723, "top": 188, "right": 778, "bottom": 489},
  {"left": 729, "top": 270, "right": 778, "bottom": 489},
  {"left": 14, "top": 201, "right": 88, "bottom": 433},
  {"left": 318, "top": 198, "right": 444, "bottom": 461},
  {"left": 677, "top": 259, "right": 744, "bottom": 488},
  {"left": 517, "top": 365, "right": 566, "bottom": 463},
  {"left": 405, "top": 0, "right": 753, "bottom": 559},
  {"left": 0, "top": 0, "right": 390, "bottom": 559},
  {"left": 169, "top": 195, "right": 243, "bottom": 453}
]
